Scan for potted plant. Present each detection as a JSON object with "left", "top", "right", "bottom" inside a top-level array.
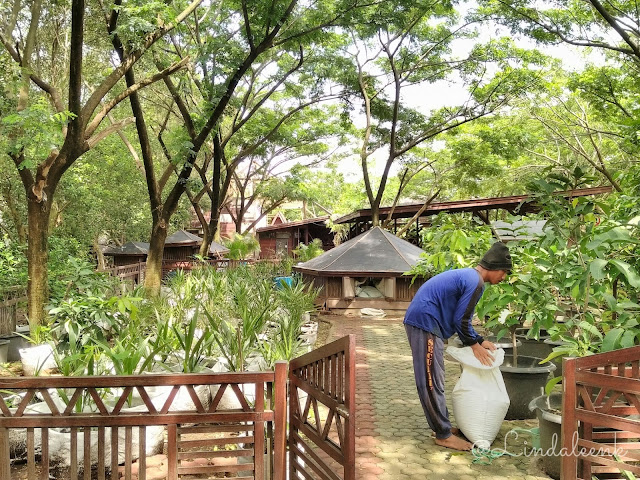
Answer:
[
  {"left": 525, "top": 172, "right": 640, "bottom": 479},
  {"left": 477, "top": 239, "right": 559, "bottom": 420}
]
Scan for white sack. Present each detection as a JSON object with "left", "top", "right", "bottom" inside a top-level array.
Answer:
[{"left": 446, "top": 346, "right": 510, "bottom": 449}]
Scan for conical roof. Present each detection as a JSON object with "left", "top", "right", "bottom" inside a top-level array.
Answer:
[
  {"left": 165, "top": 230, "right": 202, "bottom": 246},
  {"left": 102, "top": 241, "right": 149, "bottom": 256},
  {"left": 294, "top": 227, "right": 424, "bottom": 276}
]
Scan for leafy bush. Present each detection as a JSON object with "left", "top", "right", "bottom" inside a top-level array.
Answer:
[
  {"left": 293, "top": 238, "right": 325, "bottom": 262},
  {"left": 409, "top": 214, "right": 492, "bottom": 278},
  {"left": 479, "top": 171, "right": 640, "bottom": 367},
  {"left": 224, "top": 233, "right": 260, "bottom": 260}
]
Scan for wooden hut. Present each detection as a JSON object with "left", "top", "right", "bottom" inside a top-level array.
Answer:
[
  {"left": 103, "top": 231, "right": 229, "bottom": 278},
  {"left": 293, "top": 227, "right": 426, "bottom": 314},
  {"left": 163, "top": 230, "right": 229, "bottom": 276},
  {"left": 256, "top": 216, "right": 332, "bottom": 259},
  {"left": 102, "top": 242, "right": 149, "bottom": 267}
]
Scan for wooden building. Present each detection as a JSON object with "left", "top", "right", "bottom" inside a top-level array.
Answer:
[
  {"left": 102, "top": 231, "right": 229, "bottom": 277},
  {"left": 293, "top": 227, "right": 426, "bottom": 314},
  {"left": 102, "top": 242, "right": 149, "bottom": 267},
  {"left": 256, "top": 216, "right": 332, "bottom": 259}
]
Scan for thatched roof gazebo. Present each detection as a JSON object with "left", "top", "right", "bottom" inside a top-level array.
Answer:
[{"left": 293, "top": 227, "right": 426, "bottom": 313}]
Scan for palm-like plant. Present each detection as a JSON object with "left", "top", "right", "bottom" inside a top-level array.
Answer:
[{"left": 225, "top": 233, "right": 260, "bottom": 260}]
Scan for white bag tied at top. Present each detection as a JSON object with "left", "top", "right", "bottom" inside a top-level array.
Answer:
[{"left": 446, "top": 346, "right": 510, "bottom": 449}]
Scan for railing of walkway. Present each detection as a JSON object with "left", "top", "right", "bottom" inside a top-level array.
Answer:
[
  {"left": 288, "top": 334, "right": 356, "bottom": 480},
  {"left": 562, "top": 345, "right": 640, "bottom": 480},
  {"left": 0, "top": 364, "right": 287, "bottom": 480}
]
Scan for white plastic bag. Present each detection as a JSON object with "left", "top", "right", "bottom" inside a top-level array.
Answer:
[{"left": 446, "top": 346, "right": 510, "bottom": 449}]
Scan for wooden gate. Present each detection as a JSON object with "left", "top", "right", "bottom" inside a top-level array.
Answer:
[
  {"left": 288, "top": 335, "right": 356, "bottom": 480},
  {"left": 562, "top": 345, "right": 640, "bottom": 479}
]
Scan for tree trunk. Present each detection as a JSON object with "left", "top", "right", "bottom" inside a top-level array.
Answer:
[
  {"left": 371, "top": 200, "right": 380, "bottom": 227},
  {"left": 93, "top": 236, "right": 106, "bottom": 270},
  {"left": 199, "top": 213, "right": 221, "bottom": 258},
  {"left": 26, "top": 197, "right": 52, "bottom": 330},
  {"left": 199, "top": 226, "right": 212, "bottom": 258},
  {"left": 144, "top": 222, "right": 168, "bottom": 295}
]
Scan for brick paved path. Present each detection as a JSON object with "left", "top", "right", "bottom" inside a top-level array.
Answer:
[{"left": 323, "top": 314, "right": 553, "bottom": 480}]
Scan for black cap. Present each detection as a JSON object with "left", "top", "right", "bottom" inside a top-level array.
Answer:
[{"left": 479, "top": 242, "right": 512, "bottom": 272}]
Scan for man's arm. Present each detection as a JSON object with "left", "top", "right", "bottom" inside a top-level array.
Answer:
[{"left": 453, "top": 275, "right": 484, "bottom": 346}]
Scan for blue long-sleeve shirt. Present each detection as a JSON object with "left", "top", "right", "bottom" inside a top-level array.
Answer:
[{"left": 404, "top": 268, "right": 485, "bottom": 345}]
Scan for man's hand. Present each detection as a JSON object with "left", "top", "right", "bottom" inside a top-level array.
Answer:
[
  {"left": 471, "top": 341, "right": 496, "bottom": 366},
  {"left": 481, "top": 339, "right": 497, "bottom": 351}
]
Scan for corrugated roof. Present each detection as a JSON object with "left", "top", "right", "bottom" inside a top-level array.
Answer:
[
  {"left": 493, "top": 220, "right": 547, "bottom": 241},
  {"left": 293, "top": 227, "right": 424, "bottom": 276},
  {"left": 256, "top": 216, "right": 329, "bottom": 233},
  {"left": 102, "top": 241, "right": 149, "bottom": 256},
  {"left": 333, "top": 186, "right": 612, "bottom": 224}
]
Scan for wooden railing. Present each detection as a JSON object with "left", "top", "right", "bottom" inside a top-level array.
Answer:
[
  {"left": 98, "top": 263, "right": 146, "bottom": 285},
  {"left": 288, "top": 334, "right": 356, "bottom": 480},
  {"left": 562, "top": 345, "right": 640, "bottom": 480},
  {"left": 0, "top": 365, "right": 287, "bottom": 480}
]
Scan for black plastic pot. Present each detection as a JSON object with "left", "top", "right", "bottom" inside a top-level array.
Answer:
[
  {"left": 529, "top": 393, "right": 562, "bottom": 480},
  {"left": 500, "top": 355, "right": 556, "bottom": 420},
  {"left": 515, "top": 328, "right": 553, "bottom": 360},
  {"left": 485, "top": 335, "right": 522, "bottom": 353}
]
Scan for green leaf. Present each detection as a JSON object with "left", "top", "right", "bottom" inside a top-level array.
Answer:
[
  {"left": 609, "top": 259, "right": 640, "bottom": 288},
  {"left": 539, "top": 348, "right": 572, "bottom": 364},
  {"left": 589, "top": 259, "right": 608, "bottom": 281},
  {"left": 620, "top": 330, "right": 637, "bottom": 349},
  {"left": 602, "top": 328, "right": 624, "bottom": 352},
  {"left": 545, "top": 376, "right": 563, "bottom": 395},
  {"left": 579, "top": 321, "right": 603, "bottom": 341}
]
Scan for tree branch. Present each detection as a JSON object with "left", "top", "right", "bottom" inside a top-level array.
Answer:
[
  {"left": 86, "top": 117, "right": 135, "bottom": 149},
  {"left": 85, "top": 57, "right": 190, "bottom": 138}
]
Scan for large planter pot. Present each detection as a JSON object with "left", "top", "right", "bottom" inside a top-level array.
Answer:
[
  {"left": 0, "top": 339, "right": 9, "bottom": 363},
  {"left": 0, "top": 324, "right": 30, "bottom": 362},
  {"left": 529, "top": 393, "right": 562, "bottom": 480},
  {"left": 499, "top": 355, "right": 556, "bottom": 420},
  {"left": 515, "top": 328, "right": 553, "bottom": 360},
  {"left": 485, "top": 335, "right": 522, "bottom": 354},
  {"left": 19, "top": 344, "right": 57, "bottom": 376}
]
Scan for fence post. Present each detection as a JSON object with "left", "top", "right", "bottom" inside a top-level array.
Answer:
[
  {"left": 273, "top": 361, "right": 287, "bottom": 480},
  {"left": 344, "top": 334, "right": 356, "bottom": 480},
  {"left": 561, "top": 356, "right": 578, "bottom": 480},
  {"left": 0, "top": 427, "right": 9, "bottom": 480}
]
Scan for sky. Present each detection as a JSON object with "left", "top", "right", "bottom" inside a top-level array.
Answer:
[{"left": 335, "top": 16, "right": 605, "bottom": 181}]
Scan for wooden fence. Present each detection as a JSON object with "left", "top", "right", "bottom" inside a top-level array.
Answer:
[
  {"left": 0, "top": 365, "right": 287, "bottom": 480},
  {"left": 0, "top": 334, "right": 356, "bottom": 479},
  {"left": 562, "top": 345, "right": 640, "bottom": 480},
  {"left": 98, "top": 263, "right": 146, "bottom": 286},
  {"left": 0, "top": 288, "right": 27, "bottom": 336}
]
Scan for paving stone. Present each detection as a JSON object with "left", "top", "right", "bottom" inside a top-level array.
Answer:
[{"left": 323, "top": 314, "right": 554, "bottom": 480}]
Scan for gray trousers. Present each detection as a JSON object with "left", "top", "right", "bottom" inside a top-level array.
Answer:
[{"left": 405, "top": 323, "right": 452, "bottom": 439}]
